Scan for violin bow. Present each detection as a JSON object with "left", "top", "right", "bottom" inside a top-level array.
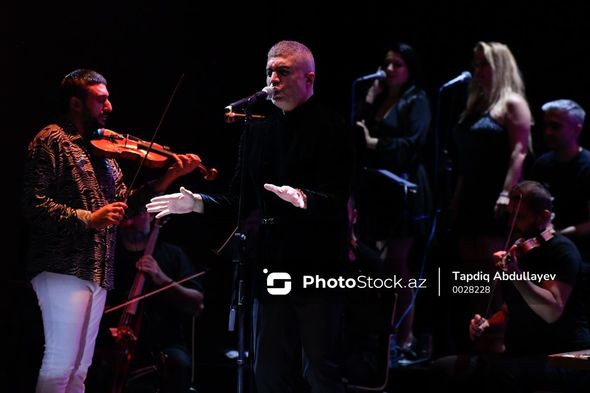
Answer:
[
  {"left": 104, "top": 215, "right": 210, "bottom": 314},
  {"left": 482, "top": 192, "right": 523, "bottom": 320},
  {"left": 124, "top": 73, "right": 185, "bottom": 199},
  {"left": 104, "top": 269, "right": 208, "bottom": 314}
]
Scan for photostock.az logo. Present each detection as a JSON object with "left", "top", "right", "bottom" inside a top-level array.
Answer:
[{"left": 264, "top": 269, "right": 292, "bottom": 295}]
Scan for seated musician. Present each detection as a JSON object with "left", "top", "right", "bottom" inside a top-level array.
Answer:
[
  {"left": 88, "top": 208, "right": 204, "bottom": 393},
  {"left": 433, "top": 181, "right": 590, "bottom": 392}
]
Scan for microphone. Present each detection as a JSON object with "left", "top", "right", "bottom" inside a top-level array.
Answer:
[
  {"left": 354, "top": 69, "right": 386, "bottom": 82},
  {"left": 225, "top": 86, "right": 274, "bottom": 113},
  {"left": 440, "top": 71, "right": 472, "bottom": 90},
  {"left": 224, "top": 112, "right": 266, "bottom": 123}
]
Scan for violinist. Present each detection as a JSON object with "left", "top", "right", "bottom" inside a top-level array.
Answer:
[
  {"left": 21, "top": 69, "right": 202, "bottom": 393},
  {"left": 466, "top": 181, "right": 590, "bottom": 392},
  {"left": 448, "top": 41, "right": 531, "bottom": 354}
]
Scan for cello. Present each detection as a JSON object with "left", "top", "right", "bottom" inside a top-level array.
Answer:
[{"left": 108, "top": 217, "right": 163, "bottom": 393}]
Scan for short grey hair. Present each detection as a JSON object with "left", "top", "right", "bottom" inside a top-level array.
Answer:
[
  {"left": 268, "top": 40, "right": 315, "bottom": 72},
  {"left": 542, "top": 99, "right": 585, "bottom": 126}
]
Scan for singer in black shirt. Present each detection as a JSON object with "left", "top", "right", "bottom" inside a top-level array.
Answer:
[
  {"left": 147, "top": 40, "right": 353, "bottom": 393},
  {"left": 353, "top": 43, "right": 432, "bottom": 354}
]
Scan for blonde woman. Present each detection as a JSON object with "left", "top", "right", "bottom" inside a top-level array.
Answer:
[{"left": 452, "top": 42, "right": 531, "bottom": 336}]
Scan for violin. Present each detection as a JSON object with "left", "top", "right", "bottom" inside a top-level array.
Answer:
[
  {"left": 91, "top": 128, "right": 218, "bottom": 180},
  {"left": 475, "top": 224, "right": 556, "bottom": 353},
  {"left": 501, "top": 227, "right": 556, "bottom": 267}
]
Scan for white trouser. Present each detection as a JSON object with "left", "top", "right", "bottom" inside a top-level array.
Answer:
[{"left": 31, "top": 271, "right": 106, "bottom": 393}]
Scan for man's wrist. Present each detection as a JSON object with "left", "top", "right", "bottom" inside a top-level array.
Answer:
[
  {"left": 77, "top": 209, "right": 93, "bottom": 229},
  {"left": 367, "top": 137, "right": 378, "bottom": 150},
  {"left": 496, "top": 190, "right": 510, "bottom": 206},
  {"left": 191, "top": 193, "right": 204, "bottom": 213},
  {"left": 296, "top": 189, "right": 307, "bottom": 209}
]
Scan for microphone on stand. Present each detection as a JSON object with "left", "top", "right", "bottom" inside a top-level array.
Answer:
[
  {"left": 354, "top": 69, "right": 387, "bottom": 82},
  {"left": 224, "top": 86, "right": 274, "bottom": 113},
  {"left": 350, "top": 69, "right": 387, "bottom": 125},
  {"left": 224, "top": 112, "right": 266, "bottom": 123},
  {"left": 439, "top": 71, "right": 472, "bottom": 90}
]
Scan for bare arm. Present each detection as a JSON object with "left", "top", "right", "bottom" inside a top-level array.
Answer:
[
  {"left": 512, "top": 279, "right": 571, "bottom": 323},
  {"left": 495, "top": 249, "right": 573, "bottom": 323},
  {"left": 137, "top": 255, "right": 205, "bottom": 316},
  {"left": 499, "top": 94, "right": 531, "bottom": 196}
]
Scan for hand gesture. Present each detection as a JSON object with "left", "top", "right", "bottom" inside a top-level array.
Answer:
[
  {"left": 469, "top": 314, "right": 489, "bottom": 340},
  {"left": 365, "top": 68, "right": 383, "bottom": 104},
  {"left": 136, "top": 255, "right": 171, "bottom": 287},
  {"left": 356, "top": 120, "right": 378, "bottom": 150},
  {"left": 167, "top": 153, "right": 202, "bottom": 178},
  {"left": 90, "top": 201, "right": 128, "bottom": 229},
  {"left": 263, "top": 183, "right": 307, "bottom": 209},
  {"left": 493, "top": 248, "right": 519, "bottom": 272},
  {"left": 146, "top": 186, "right": 199, "bottom": 219}
]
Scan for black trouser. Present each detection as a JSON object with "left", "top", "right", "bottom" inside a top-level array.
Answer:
[
  {"left": 161, "top": 345, "right": 193, "bottom": 393},
  {"left": 253, "top": 296, "right": 345, "bottom": 393}
]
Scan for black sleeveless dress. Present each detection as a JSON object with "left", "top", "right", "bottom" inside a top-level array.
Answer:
[{"left": 454, "top": 113, "right": 510, "bottom": 235}]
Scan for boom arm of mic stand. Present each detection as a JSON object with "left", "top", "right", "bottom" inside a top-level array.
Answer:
[{"left": 225, "top": 111, "right": 266, "bottom": 123}]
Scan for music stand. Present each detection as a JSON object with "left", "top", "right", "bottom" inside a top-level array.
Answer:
[
  {"left": 364, "top": 168, "right": 417, "bottom": 192},
  {"left": 361, "top": 167, "right": 429, "bottom": 368},
  {"left": 363, "top": 167, "right": 417, "bottom": 230}
]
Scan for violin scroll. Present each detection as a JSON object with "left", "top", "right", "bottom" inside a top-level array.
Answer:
[
  {"left": 495, "top": 228, "right": 556, "bottom": 271},
  {"left": 198, "top": 165, "right": 218, "bottom": 181}
]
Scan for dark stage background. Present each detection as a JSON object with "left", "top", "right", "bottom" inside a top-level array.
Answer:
[{"left": 2, "top": 1, "right": 589, "bottom": 391}]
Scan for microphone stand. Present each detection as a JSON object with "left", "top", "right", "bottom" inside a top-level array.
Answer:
[
  {"left": 433, "top": 85, "right": 444, "bottom": 214},
  {"left": 434, "top": 82, "right": 463, "bottom": 228},
  {"left": 228, "top": 231, "right": 247, "bottom": 393},
  {"left": 351, "top": 80, "right": 359, "bottom": 126},
  {"left": 226, "top": 103, "right": 258, "bottom": 393}
]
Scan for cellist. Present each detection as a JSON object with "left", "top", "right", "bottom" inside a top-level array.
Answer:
[
  {"left": 22, "top": 69, "right": 202, "bottom": 393},
  {"left": 90, "top": 208, "right": 204, "bottom": 393}
]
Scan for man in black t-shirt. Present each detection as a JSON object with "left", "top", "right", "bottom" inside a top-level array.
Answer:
[
  {"left": 469, "top": 181, "right": 590, "bottom": 392},
  {"left": 532, "top": 99, "right": 590, "bottom": 262}
]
